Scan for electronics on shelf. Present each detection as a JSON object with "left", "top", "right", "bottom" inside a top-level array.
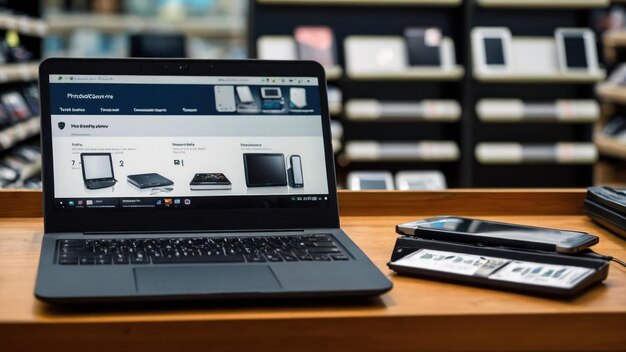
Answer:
[
  {"left": 347, "top": 171, "right": 394, "bottom": 190},
  {"left": 395, "top": 171, "right": 447, "bottom": 190},
  {"left": 471, "top": 26, "right": 605, "bottom": 82},
  {"left": 343, "top": 35, "right": 463, "bottom": 79}
]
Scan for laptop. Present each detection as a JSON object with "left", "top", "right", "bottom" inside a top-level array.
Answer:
[
  {"left": 35, "top": 58, "right": 392, "bottom": 303},
  {"left": 80, "top": 153, "right": 117, "bottom": 190}
]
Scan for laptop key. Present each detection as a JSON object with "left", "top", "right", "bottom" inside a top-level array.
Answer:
[
  {"left": 131, "top": 253, "right": 149, "bottom": 264},
  {"left": 309, "top": 248, "right": 341, "bottom": 254},
  {"left": 245, "top": 254, "right": 267, "bottom": 263},
  {"left": 113, "top": 253, "right": 128, "bottom": 264},
  {"left": 79, "top": 257, "right": 95, "bottom": 265},
  {"left": 59, "top": 256, "right": 79, "bottom": 265},
  {"left": 330, "top": 254, "right": 349, "bottom": 261},
  {"left": 95, "top": 255, "right": 112, "bottom": 265},
  {"left": 264, "top": 253, "right": 283, "bottom": 262},
  {"left": 152, "top": 255, "right": 245, "bottom": 264}
]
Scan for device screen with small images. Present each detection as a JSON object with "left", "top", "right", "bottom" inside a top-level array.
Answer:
[
  {"left": 563, "top": 35, "right": 588, "bottom": 69},
  {"left": 48, "top": 74, "right": 330, "bottom": 211},
  {"left": 483, "top": 37, "right": 505, "bottom": 66}
]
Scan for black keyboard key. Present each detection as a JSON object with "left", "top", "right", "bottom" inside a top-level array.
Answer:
[
  {"left": 112, "top": 253, "right": 128, "bottom": 264},
  {"left": 282, "top": 254, "right": 298, "bottom": 261},
  {"left": 264, "top": 253, "right": 283, "bottom": 262},
  {"left": 79, "top": 257, "right": 95, "bottom": 265},
  {"left": 95, "top": 254, "right": 112, "bottom": 265},
  {"left": 310, "top": 242, "right": 337, "bottom": 248},
  {"left": 152, "top": 255, "right": 245, "bottom": 264},
  {"left": 309, "top": 248, "right": 341, "bottom": 254},
  {"left": 245, "top": 254, "right": 267, "bottom": 263},
  {"left": 330, "top": 254, "right": 349, "bottom": 261},
  {"left": 131, "top": 253, "right": 149, "bottom": 264},
  {"left": 58, "top": 255, "right": 79, "bottom": 265}
]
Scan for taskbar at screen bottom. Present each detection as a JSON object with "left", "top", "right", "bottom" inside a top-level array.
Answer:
[{"left": 54, "top": 194, "right": 330, "bottom": 210}]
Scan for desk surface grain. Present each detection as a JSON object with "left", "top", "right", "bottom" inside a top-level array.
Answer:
[{"left": 0, "top": 190, "right": 625, "bottom": 351}]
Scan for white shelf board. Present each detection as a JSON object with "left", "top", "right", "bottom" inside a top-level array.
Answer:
[
  {"left": 257, "top": 0, "right": 462, "bottom": 6},
  {"left": 347, "top": 66, "right": 464, "bottom": 81},
  {"left": 474, "top": 70, "right": 606, "bottom": 84},
  {"left": 0, "top": 13, "right": 47, "bottom": 36},
  {"left": 477, "top": 0, "right": 609, "bottom": 8},
  {"left": 46, "top": 14, "right": 244, "bottom": 38},
  {"left": 0, "top": 63, "right": 39, "bottom": 83}
]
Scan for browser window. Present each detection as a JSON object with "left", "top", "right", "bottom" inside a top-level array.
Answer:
[{"left": 48, "top": 74, "right": 330, "bottom": 210}]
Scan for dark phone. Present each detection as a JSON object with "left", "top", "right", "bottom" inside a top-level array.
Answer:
[
  {"left": 404, "top": 27, "right": 441, "bottom": 66},
  {"left": 396, "top": 216, "right": 599, "bottom": 253}
]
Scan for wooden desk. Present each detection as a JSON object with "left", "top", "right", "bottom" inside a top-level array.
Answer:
[{"left": 0, "top": 190, "right": 625, "bottom": 351}]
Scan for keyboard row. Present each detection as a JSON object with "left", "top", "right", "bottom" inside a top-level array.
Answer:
[{"left": 56, "top": 234, "right": 350, "bottom": 265}]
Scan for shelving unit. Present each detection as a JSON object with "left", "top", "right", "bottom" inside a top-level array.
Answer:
[
  {"left": 466, "top": 0, "right": 604, "bottom": 187},
  {"left": 249, "top": 0, "right": 607, "bottom": 188},
  {"left": 0, "top": 2, "right": 43, "bottom": 189},
  {"left": 249, "top": 0, "right": 467, "bottom": 188}
]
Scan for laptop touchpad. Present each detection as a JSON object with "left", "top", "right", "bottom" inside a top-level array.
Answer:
[{"left": 134, "top": 266, "right": 282, "bottom": 293}]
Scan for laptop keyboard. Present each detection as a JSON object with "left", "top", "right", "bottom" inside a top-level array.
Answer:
[{"left": 56, "top": 234, "right": 350, "bottom": 265}]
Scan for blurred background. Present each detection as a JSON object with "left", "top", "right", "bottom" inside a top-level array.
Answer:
[{"left": 1, "top": 0, "right": 626, "bottom": 191}]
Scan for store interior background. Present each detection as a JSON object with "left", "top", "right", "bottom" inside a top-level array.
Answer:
[{"left": 1, "top": 0, "right": 626, "bottom": 191}]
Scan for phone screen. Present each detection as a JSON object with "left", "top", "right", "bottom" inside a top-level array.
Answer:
[
  {"left": 563, "top": 35, "right": 588, "bottom": 69},
  {"left": 417, "top": 217, "right": 584, "bottom": 245},
  {"left": 484, "top": 38, "right": 505, "bottom": 66}
]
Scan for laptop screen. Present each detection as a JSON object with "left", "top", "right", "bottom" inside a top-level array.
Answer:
[{"left": 48, "top": 74, "right": 330, "bottom": 211}]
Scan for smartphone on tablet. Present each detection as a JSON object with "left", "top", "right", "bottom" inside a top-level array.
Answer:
[{"left": 396, "top": 216, "right": 599, "bottom": 254}]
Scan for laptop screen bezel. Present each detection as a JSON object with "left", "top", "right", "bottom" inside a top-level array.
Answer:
[{"left": 40, "top": 58, "right": 340, "bottom": 233}]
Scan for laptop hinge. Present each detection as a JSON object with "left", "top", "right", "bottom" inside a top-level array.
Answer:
[{"left": 83, "top": 228, "right": 306, "bottom": 236}]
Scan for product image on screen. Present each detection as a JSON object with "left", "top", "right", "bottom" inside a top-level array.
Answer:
[
  {"left": 261, "top": 87, "right": 282, "bottom": 99},
  {"left": 288, "top": 155, "right": 304, "bottom": 188},
  {"left": 127, "top": 173, "right": 174, "bottom": 189},
  {"left": 483, "top": 38, "right": 505, "bottom": 66},
  {"left": 244, "top": 153, "right": 287, "bottom": 187},
  {"left": 80, "top": 153, "right": 117, "bottom": 190},
  {"left": 563, "top": 35, "right": 588, "bottom": 69},
  {"left": 190, "top": 173, "right": 232, "bottom": 191}
]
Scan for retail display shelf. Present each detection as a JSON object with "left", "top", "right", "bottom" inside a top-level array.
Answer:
[
  {"left": 476, "top": 99, "right": 600, "bottom": 123},
  {"left": 347, "top": 66, "right": 464, "bottom": 81},
  {"left": 46, "top": 14, "right": 244, "bottom": 38},
  {"left": 475, "top": 142, "right": 598, "bottom": 164},
  {"left": 257, "top": 0, "right": 462, "bottom": 6},
  {"left": 0, "top": 13, "right": 47, "bottom": 36},
  {"left": 0, "top": 118, "right": 41, "bottom": 152},
  {"left": 0, "top": 63, "right": 39, "bottom": 83},
  {"left": 474, "top": 70, "right": 606, "bottom": 84},
  {"left": 346, "top": 99, "right": 461, "bottom": 121},
  {"left": 344, "top": 140, "right": 460, "bottom": 162},
  {"left": 476, "top": 0, "right": 609, "bottom": 8}
]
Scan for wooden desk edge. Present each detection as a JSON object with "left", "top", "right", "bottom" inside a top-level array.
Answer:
[{"left": 0, "top": 189, "right": 587, "bottom": 218}]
